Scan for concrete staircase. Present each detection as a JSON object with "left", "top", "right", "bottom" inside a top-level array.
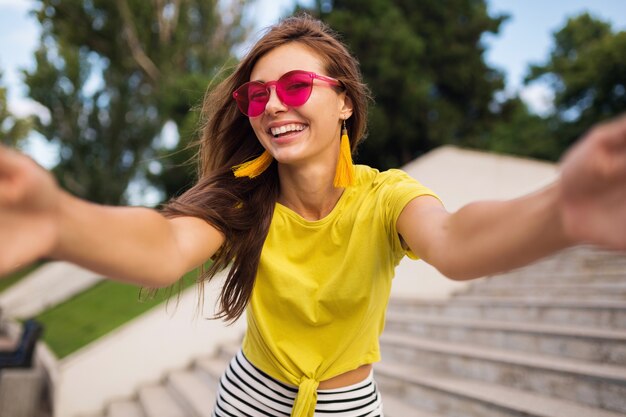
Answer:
[
  {"left": 84, "top": 246, "right": 626, "bottom": 417},
  {"left": 0, "top": 262, "right": 102, "bottom": 320},
  {"left": 88, "top": 342, "right": 430, "bottom": 417},
  {"left": 81, "top": 343, "right": 231, "bottom": 417},
  {"left": 377, "top": 246, "right": 626, "bottom": 417}
]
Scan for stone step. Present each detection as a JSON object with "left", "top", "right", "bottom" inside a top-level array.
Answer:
[
  {"left": 387, "top": 297, "right": 626, "bottom": 329},
  {"left": 385, "top": 311, "right": 626, "bottom": 365},
  {"left": 492, "top": 246, "right": 626, "bottom": 279},
  {"left": 381, "top": 332, "right": 626, "bottom": 413},
  {"left": 467, "top": 280, "right": 626, "bottom": 290},
  {"left": 458, "top": 291, "right": 626, "bottom": 302},
  {"left": 138, "top": 385, "right": 187, "bottom": 417},
  {"left": 462, "top": 282, "right": 626, "bottom": 300},
  {"left": 530, "top": 260, "right": 626, "bottom": 276},
  {"left": 512, "top": 247, "right": 626, "bottom": 274},
  {"left": 195, "top": 357, "right": 228, "bottom": 390},
  {"left": 217, "top": 341, "right": 239, "bottom": 359},
  {"left": 581, "top": 256, "right": 626, "bottom": 271},
  {"left": 568, "top": 247, "right": 626, "bottom": 264},
  {"left": 382, "top": 393, "right": 444, "bottom": 417},
  {"left": 375, "top": 361, "right": 624, "bottom": 417},
  {"left": 492, "top": 270, "right": 626, "bottom": 283},
  {"left": 107, "top": 401, "right": 145, "bottom": 417},
  {"left": 494, "top": 258, "right": 626, "bottom": 276},
  {"left": 167, "top": 371, "right": 215, "bottom": 417}
]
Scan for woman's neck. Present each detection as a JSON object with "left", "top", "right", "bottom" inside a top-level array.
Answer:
[{"left": 277, "top": 162, "right": 344, "bottom": 221}]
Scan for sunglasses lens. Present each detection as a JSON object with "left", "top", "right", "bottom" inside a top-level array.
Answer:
[
  {"left": 246, "top": 83, "right": 269, "bottom": 117},
  {"left": 234, "top": 82, "right": 268, "bottom": 117},
  {"left": 276, "top": 72, "right": 314, "bottom": 107},
  {"left": 233, "top": 71, "right": 315, "bottom": 117}
]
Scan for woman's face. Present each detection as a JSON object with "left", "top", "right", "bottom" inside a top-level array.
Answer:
[{"left": 247, "top": 42, "right": 353, "bottom": 169}]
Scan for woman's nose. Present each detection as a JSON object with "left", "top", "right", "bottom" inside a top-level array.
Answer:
[{"left": 264, "top": 86, "right": 288, "bottom": 115}]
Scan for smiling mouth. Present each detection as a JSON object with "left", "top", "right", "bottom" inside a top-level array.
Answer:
[{"left": 270, "top": 123, "right": 307, "bottom": 138}]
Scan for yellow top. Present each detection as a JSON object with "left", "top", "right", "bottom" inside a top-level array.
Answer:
[{"left": 242, "top": 165, "right": 440, "bottom": 417}]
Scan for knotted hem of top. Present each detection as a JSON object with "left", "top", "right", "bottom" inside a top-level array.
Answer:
[{"left": 291, "top": 376, "right": 319, "bottom": 417}]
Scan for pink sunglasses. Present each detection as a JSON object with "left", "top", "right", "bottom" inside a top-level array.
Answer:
[{"left": 233, "top": 70, "right": 342, "bottom": 117}]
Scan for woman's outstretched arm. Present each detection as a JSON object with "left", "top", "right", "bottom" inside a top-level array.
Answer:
[
  {"left": 0, "top": 146, "right": 224, "bottom": 287},
  {"left": 397, "top": 113, "right": 626, "bottom": 281}
]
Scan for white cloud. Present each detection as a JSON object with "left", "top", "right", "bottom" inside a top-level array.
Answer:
[
  {"left": 1, "top": 28, "right": 38, "bottom": 48},
  {"left": 126, "top": 178, "right": 165, "bottom": 207},
  {"left": 20, "top": 132, "right": 60, "bottom": 170},
  {"left": 160, "top": 120, "right": 180, "bottom": 150},
  {"left": 520, "top": 83, "right": 555, "bottom": 116},
  {"left": 0, "top": 0, "right": 31, "bottom": 12},
  {"left": 9, "top": 96, "right": 51, "bottom": 124}
]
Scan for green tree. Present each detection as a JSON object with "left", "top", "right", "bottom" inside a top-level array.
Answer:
[
  {"left": 484, "top": 97, "right": 558, "bottom": 160},
  {"left": 0, "top": 71, "right": 32, "bottom": 146},
  {"left": 303, "top": 0, "right": 508, "bottom": 168},
  {"left": 24, "top": 0, "right": 249, "bottom": 205},
  {"left": 526, "top": 13, "right": 626, "bottom": 152}
]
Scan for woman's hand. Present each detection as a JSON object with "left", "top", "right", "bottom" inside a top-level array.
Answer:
[
  {"left": 559, "top": 114, "right": 626, "bottom": 251},
  {"left": 0, "top": 146, "right": 61, "bottom": 275},
  {"left": 399, "top": 114, "right": 626, "bottom": 281}
]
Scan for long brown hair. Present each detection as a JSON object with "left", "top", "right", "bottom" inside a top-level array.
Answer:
[{"left": 162, "top": 14, "right": 371, "bottom": 323}]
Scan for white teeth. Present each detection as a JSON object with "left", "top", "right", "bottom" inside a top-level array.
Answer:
[{"left": 270, "top": 124, "right": 305, "bottom": 136}]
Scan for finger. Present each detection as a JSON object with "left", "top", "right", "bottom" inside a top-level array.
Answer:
[
  {"left": 0, "top": 150, "right": 26, "bottom": 204},
  {"left": 591, "top": 113, "right": 626, "bottom": 148},
  {"left": 0, "top": 146, "right": 23, "bottom": 175},
  {"left": 613, "top": 143, "right": 626, "bottom": 177},
  {"left": 0, "top": 248, "right": 31, "bottom": 278}
]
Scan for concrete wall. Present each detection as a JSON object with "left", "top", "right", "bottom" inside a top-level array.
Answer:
[
  {"left": 391, "top": 146, "right": 558, "bottom": 300},
  {"left": 0, "top": 262, "right": 102, "bottom": 319},
  {"left": 51, "top": 271, "right": 244, "bottom": 417}
]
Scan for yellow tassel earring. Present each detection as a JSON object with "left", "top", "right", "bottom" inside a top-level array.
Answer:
[
  {"left": 333, "top": 120, "right": 355, "bottom": 188},
  {"left": 232, "top": 150, "right": 273, "bottom": 179}
]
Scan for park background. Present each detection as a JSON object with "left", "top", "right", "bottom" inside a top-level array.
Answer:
[
  {"left": 1, "top": 0, "right": 625, "bottom": 207},
  {"left": 0, "top": 1, "right": 626, "bottom": 416},
  {"left": 1, "top": 0, "right": 626, "bottom": 362}
]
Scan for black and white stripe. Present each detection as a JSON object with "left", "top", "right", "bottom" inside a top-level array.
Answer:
[{"left": 212, "top": 350, "right": 384, "bottom": 417}]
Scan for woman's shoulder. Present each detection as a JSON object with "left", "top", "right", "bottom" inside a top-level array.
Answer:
[{"left": 354, "top": 164, "right": 416, "bottom": 187}]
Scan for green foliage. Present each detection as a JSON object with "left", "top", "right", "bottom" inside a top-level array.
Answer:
[
  {"left": 526, "top": 13, "right": 626, "bottom": 152},
  {"left": 0, "top": 71, "right": 32, "bottom": 147},
  {"left": 35, "top": 270, "right": 197, "bottom": 359},
  {"left": 24, "top": 0, "right": 250, "bottom": 205},
  {"left": 484, "top": 98, "right": 559, "bottom": 161},
  {"left": 305, "top": 0, "right": 508, "bottom": 168}
]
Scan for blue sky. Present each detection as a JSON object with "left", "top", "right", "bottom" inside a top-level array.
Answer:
[
  {"left": 1, "top": 0, "right": 625, "bottom": 165},
  {"left": 2, "top": 0, "right": 625, "bottom": 115},
  {"left": 485, "top": 0, "right": 626, "bottom": 85}
]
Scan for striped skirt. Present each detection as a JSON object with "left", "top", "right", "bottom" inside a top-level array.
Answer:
[{"left": 212, "top": 349, "right": 384, "bottom": 416}]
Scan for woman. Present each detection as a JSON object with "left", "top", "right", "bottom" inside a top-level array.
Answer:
[{"left": 1, "top": 15, "right": 626, "bottom": 417}]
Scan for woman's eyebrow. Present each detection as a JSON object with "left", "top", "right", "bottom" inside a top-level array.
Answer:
[{"left": 250, "top": 71, "right": 292, "bottom": 83}]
